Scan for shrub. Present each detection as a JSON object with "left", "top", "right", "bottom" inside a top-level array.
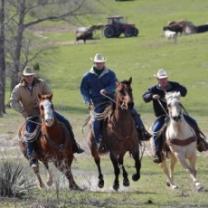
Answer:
[{"left": 0, "top": 161, "right": 34, "bottom": 198}]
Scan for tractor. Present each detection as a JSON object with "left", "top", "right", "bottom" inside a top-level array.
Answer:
[{"left": 103, "top": 16, "right": 139, "bottom": 38}]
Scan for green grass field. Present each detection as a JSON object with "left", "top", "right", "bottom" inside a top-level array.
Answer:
[{"left": 1, "top": 0, "right": 208, "bottom": 207}]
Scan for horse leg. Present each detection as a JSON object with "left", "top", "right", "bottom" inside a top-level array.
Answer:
[
  {"left": 176, "top": 153, "right": 201, "bottom": 190},
  {"left": 118, "top": 154, "right": 129, "bottom": 187},
  {"left": 169, "top": 153, "right": 178, "bottom": 189},
  {"left": 54, "top": 160, "right": 80, "bottom": 190},
  {"left": 90, "top": 144, "right": 104, "bottom": 188},
  {"left": 42, "top": 161, "right": 53, "bottom": 187},
  {"left": 110, "top": 152, "right": 120, "bottom": 191},
  {"left": 132, "top": 150, "right": 141, "bottom": 181},
  {"left": 188, "top": 154, "right": 203, "bottom": 191},
  {"left": 32, "top": 162, "right": 46, "bottom": 189},
  {"left": 160, "top": 154, "right": 177, "bottom": 189}
]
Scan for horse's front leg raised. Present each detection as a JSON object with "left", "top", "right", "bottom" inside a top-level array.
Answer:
[
  {"left": 176, "top": 153, "right": 202, "bottom": 191},
  {"left": 132, "top": 149, "right": 141, "bottom": 181},
  {"left": 110, "top": 152, "right": 120, "bottom": 191},
  {"left": 188, "top": 154, "right": 203, "bottom": 191}
]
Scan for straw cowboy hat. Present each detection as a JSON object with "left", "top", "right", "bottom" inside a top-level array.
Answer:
[
  {"left": 154, "top": 69, "right": 168, "bottom": 79},
  {"left": 22, "top": 66, "right": 36, "bottom": 76},
  {"left": 91, "top": 53, "right": 106, "bottom": 63}
]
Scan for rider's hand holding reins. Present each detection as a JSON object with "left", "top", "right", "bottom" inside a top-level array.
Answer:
[{"left": 152, "top": 94, "right": 160, "bottom": 100}]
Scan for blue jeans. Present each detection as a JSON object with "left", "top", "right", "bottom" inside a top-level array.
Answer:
[
  {"left": 92, "top": 103, "right": 107, "bottom": 143},
  {"left": 152, "top": 115, "right": 166, "bottom": 152},
  {"left": 25, "top": 116, "right": 39, "bottom": 160}
]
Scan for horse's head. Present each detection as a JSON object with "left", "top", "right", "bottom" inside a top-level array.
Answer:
[
  {"left": 38, "top": 94, "right": 55, "bottom": 127},
  {"left": 165, "top": 91, "right": 182, "bottom": 121},
  {"left": 115, "top": 77, "right": 134, "bottom": 110}
]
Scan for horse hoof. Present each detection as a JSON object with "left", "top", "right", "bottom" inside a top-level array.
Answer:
[
  {"left": 123, "top": 178, "right": 130, "bottom": 187},
  {"left": 113, "top": 182, "right": 119, "bottom": 191},
  {"left": 70, "top": 184, "right": 81, "bottom": 190},
  {"left": 98, "top": 179, "right": 104, "bottom": 188},
  {"left": 47, "top": 180, "right": 53, "bottom": 187},
  {"left": 196, "top": 183, "right": 203, "bottom": 192},
  {"left": 132, "top": 173, "right": 140, "bottom": 181}
]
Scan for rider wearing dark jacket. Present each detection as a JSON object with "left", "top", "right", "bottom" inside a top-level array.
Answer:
[
  {"left": 143, "top": 69, "right": 208, "bottom": 163},
  {"left": 80, "top": 53, "right": 151, "bottom": 151}
]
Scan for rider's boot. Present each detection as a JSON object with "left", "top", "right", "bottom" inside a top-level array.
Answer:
[
  {"left": 137, "top": 127, "right": 152, "bottom": 141},
  {"left": 153, "top": 151, "right": 163, "bottom": 163},
  {"left": 152, "top": 135, "right": 163, "bottom": 163},
  {"left": 195, "top": 128, "right": 208, "bottom": 152}
]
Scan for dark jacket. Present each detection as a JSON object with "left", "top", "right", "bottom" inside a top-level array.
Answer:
[
  {"left": 143, "top": 81, "right": 187, "bottom": 117},
  {"left": 80, "top": 67, "right": 117, "bottom": 106}
]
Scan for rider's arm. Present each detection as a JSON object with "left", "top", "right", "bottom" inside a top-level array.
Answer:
[
  {"left": 10, "top": 85, "right": 27, "bottom": 117},
  {"left": 104, "top": 71, "right": 117, "bottom": 94},
  {"left": 143, "top": 88, "right": 154, "bottom": 103},
  {"left": 178, "top": 84, "right": 187, "bottom": 97},
  {"left": 80, "top": 76, "right": 91, "bottom": 104}
]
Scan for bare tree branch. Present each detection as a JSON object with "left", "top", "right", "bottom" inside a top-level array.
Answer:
[{"left": 24, "top": 0, "right": 86, "bottom": 28}]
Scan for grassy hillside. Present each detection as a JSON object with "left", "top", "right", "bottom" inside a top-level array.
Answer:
[
  {"left": 1, "top": 0, "right": 208, "bottom": 207},
  {"left": 28, "top": 0, "right": 208, "bottom": 128}
]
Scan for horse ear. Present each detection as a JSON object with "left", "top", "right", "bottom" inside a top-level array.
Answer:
[
  {"left": 48, "top": 93, "right": 53, "bottom": 101},
  {"left": 116, "top": 81, "right": 120, "bottom": 87},
  {"left": 38, "top": 94, "right": 42, "bottom": 100},
  {"left": 128, "top": 77, "right": 132, "bottom": 84}
]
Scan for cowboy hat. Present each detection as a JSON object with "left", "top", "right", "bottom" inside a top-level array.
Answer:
[
  {"left": 154, "top": 69, "right": 168, "bottom": 79},
  {"left": 22, "top": 66, "right": 36, "bottom": 76},
  {"left": 91, "top": 53, "right": 106, "bottom": 63}
]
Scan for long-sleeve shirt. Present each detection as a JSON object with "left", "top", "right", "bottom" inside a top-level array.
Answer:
[
  {"left": 143, "top": 81, "right": 187, "bottom": 117},
  {"left": 80, "top": 67, "right": 117, "bottom": 106}
]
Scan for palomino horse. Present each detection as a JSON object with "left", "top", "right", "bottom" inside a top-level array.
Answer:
[
  {"left": 18, "top": 94, "right": 79, "bottom": 189},
  {"left": 88, "top": 78, "right": 141, "bottom": 190},
  {"left": 158, "top": 92, "right": 202, "bottom": 191}
]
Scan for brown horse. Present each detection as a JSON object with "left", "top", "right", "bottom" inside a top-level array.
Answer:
[
  {"left": 18, "top": 94, "right": 79, "bottom": 189},
  {"left": 88, "top": 77, "right": 141, "bottom": 190}
]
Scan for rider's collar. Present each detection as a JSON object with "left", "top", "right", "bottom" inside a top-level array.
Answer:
[{"left": 90, "top": 67, "right": 109, "bottom": 78}]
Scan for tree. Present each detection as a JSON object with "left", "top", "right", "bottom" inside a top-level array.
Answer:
[
  {"left": 8, "top": 0, "right": 94, "bottom": 90},
  {"left": 0, "top": 0, "right": 5, "bottom": 115}
]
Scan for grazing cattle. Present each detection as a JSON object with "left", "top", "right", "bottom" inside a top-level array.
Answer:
[
  {"left": 196, "top": 24, "right": 208, "bottom": 33},
  {"left": 163, "top": 29, "right": 177, "bottom": 42},
  {"left": 163, "top": 20, "right": 197, "bottom": 35},
  {"left": 75, "top": 24, "right": 104, "bottom": 44}
]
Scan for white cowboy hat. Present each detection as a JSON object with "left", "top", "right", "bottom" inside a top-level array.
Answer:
[
  {"left": 22, "top": 66, "right": 36, "bottom": 76},
  {"left": 154, "top": 68, "right": 168, "bottom": 79},
  {"left": 91, "top": 53, "right": 106, "bottom": 63}
]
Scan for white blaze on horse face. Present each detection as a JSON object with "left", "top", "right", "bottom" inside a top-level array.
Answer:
[{"left": 41, "top": 100, "right": 54, "bottom": 127}]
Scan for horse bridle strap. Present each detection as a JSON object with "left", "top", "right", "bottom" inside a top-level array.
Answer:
[{"left": 169, "top": 136, "right": 196, "bottom": 146}]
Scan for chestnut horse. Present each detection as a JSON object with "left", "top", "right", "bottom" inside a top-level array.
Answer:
[
  {"left": 158, "top": 92, "right": 202, "bottom": 191},
  {"left": 88, "top": 78, "right": 141, "bottom": 190},
  {"left": 18, "top": 94, "right": 79, "bottom": 189}
]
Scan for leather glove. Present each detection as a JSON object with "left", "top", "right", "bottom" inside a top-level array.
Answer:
[
  {"left": 100, "top": 89, "right": 107, "bottom": 95},
  {"left": 152, "top": 94, "right": 160, "bottom": 100}
]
